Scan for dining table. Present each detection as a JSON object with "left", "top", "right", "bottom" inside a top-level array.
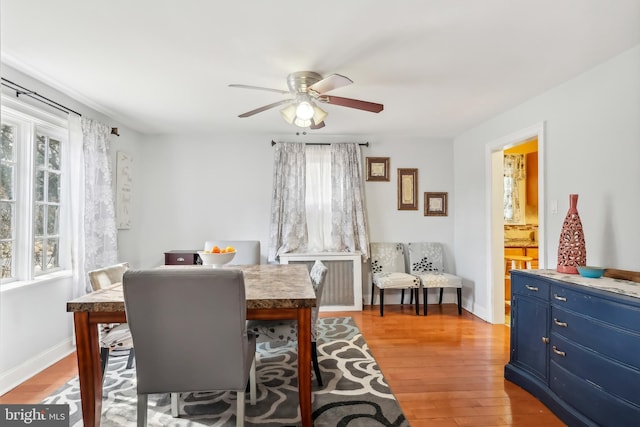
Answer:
[{"left": 66, "top": 263, "right": 317, "bottom": 427}]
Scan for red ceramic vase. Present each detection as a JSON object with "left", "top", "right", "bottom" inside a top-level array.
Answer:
[{"left": 557, "top": 194, "right": 586, "bottom": 273}]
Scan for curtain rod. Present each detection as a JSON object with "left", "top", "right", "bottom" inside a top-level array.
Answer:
[
  {"left": 1, "top": 77, "right": 82, "bottom": 116},
  {"left": 271, "top": 140, "right": 369, "bottom": 147}
]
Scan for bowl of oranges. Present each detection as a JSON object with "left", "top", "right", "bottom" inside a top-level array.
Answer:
[{"left": 198, "top": 245, "right": 236, "bottom": 268}]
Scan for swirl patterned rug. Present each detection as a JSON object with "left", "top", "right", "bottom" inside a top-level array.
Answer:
[{"left": 42, "top": 317, "right": 409, "bottom": 426}]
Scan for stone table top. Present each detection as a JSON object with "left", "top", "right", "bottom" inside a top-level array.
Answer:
[
  {"left": 522, "top": 269, "right": 640, "bottom": 299},
  {"left": 67, "top": 263, "right": 316, "bottom": 313}
]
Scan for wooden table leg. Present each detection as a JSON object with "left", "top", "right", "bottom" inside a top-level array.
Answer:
[
  {"left": 297, "top": 307, "right": 312, "bottom": 427},
  {"left": 74, "top": 312, "right": 103, "bottom": 427}
]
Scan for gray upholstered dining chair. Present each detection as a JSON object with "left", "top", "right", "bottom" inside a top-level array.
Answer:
[
  {"left": 370, "top": 242, "right": 421, "bottom": 317},
  {"left": 87, "top": 262, "right": 135, "bottom": 374},
  {"left": 122, "top": 268, "right": 256, "bottom": 427},
  {"left": 408, "top": 242, "right": 463, "bottom": 315},
  {"left": 247, "top": 259, "right": 328, "bottom": 386}
]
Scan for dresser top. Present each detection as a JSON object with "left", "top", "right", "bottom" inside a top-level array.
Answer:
[{"left": 523, "top": 269, "right": 640, "bottom": 299}]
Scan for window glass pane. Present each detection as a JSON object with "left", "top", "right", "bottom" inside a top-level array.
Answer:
[
  {"left": 0, "top": 164, "right": 13, "bottom": 200},
  {"left": 48, "top": 138, "right": 60, "bottom": 170},
  {"left": 48, "top": 172, "right": 60, "bottom": 202},
  {"left": 46, "top": 239, "right": 59, "bottom": 269},
  {"left": 34, "top": 204, "right": 44, "bottom": 235},
  {"left": 1, "top": 124, "right": 14, "bottom": 161},
  {"left": 35, "top": 170, "right": 45, "bottom": 202},
  {"left": 0, "top": 202, "right": 12, "bottom": 239},
  {"left": 0, "top": 241, "right": 12, "bottom": 279},
  {"left": 33, "top": 238, "right": 44, "bottom": 272},
  {"left": 47, "top": 205, "right": 59, "bottom": 234},
  {"left": 36, "top": 135, "right": 46, "bottom": 166}
]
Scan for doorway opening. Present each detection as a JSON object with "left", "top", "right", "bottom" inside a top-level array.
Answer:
[{"left": 486, "top": 123, "right": 545, "bottom": 325}]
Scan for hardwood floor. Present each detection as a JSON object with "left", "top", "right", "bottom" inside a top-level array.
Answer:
[{"left": 0, "top": 304, "right": 565, "bottom": 426}]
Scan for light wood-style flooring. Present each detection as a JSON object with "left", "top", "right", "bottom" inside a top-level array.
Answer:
[{"left": 0, "top": 304, "right": 565, "bottom": 426}]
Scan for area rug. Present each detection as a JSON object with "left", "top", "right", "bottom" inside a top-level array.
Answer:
[{"left": 42, "top": 317, "right": 409, "bottom": 426}]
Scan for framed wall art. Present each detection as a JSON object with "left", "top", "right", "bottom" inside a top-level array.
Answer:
[
  {"left": 425, "top": 192, "right": 448, "bottom": 216},
  {"left": 366, "top": 157, "right": 390, "bottom": 181},
  {"left": 116, "top": 151, "right": 133, "bottom": 229},
  {"left": 397, "top": 168, "right": 418, "bottom": 210}
]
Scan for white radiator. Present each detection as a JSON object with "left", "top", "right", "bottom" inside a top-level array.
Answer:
[{"left": 278, "top": 252, "right": 363, "bottom": 311}]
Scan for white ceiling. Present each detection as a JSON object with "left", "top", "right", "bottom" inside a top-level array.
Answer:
[{"left": 2, "top": 0, "right": 639, "bottom": 138}]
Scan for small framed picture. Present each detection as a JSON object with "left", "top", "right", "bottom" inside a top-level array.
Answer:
[
  {"left": 425, "top": 192, "right": 448, "bottom": 216},
  {"left": 398, "top": 168, "right": 418, "bottom": 210},
  {"left": 366, "top": 157, "right": 390, "bottom": 181}
]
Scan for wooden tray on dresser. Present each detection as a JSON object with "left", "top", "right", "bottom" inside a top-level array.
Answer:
[{"left": 604, "top": 268, "right": 640, "bottom": 283}]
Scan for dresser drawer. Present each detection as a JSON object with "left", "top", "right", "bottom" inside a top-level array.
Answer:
[
  {"left": 511, "top": 273, "right": 550, "bottom": 301},
  {"left": 551, "top": 306, "right": 640, "bottom": 369},
  {"left": 164, "top": 251, "right": 200, "bottom": 265},
  {"left": 551, "top": 285, "right": 640, "bottom": 334},
  {"left": 551, "top": 361, "right": 640, "bottom": 427},
  {"left": 550, "top": 334, "right": 640, "bottom": 407}
]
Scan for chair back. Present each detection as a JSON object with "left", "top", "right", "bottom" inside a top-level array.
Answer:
[
  {"left": 122, "top": 268, "right": 255, "bottom": 394},
  {"left": 309, "top": 260, "right": 328, "bottom": 340},
  {"left": 88, "top": 262, "right": 129, "bottom": 291},
  {"left": 204, "top": 240, "right": 260, "bottom": 265},
  {"left": 408, "top": 242, "right": 445, "bottom": 273},
  {"left": 370, "top": 242, "right": 407, "bottom": 274}
]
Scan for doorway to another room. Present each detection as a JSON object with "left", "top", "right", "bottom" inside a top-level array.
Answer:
[{"left": 487, "top": 123, "right": 545, "bottom": 326}]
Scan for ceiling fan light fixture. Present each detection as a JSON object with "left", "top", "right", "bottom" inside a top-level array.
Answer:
[
  {"left": 312, "top": 105, "right": 327, "bottom": 124},
  {"left": 295, "top": 101, "right": 314, "bottom": 121},
  {"left": 280, "top": 104, "right": 297, "bottom": 124},
  {"left": 293, "top": 117, "right": 312, "bottom": 127}
]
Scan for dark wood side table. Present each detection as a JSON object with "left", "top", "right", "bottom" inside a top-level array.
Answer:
[{"left": 164, "top": 250, "right": 201, "bottom": 265}]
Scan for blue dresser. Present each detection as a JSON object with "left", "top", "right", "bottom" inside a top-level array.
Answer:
[{"left": 505, "top": 270, "right": 640, "bottom": 427}]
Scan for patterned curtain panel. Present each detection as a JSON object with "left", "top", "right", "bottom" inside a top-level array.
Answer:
[
  {"left": 268, "top": 143, "right": 307, "bottom": 262},
  {"left": 81, "top": 118, "right": 118, "bottom": 282},
  {"left": 503, "top": 154, "right": 526, "bottom": 224},
  {"left": 330, "top": 144, "right": 369, "bottom": 259}
]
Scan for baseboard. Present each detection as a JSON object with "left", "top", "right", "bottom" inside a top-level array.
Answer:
[{"left": 0, "top": 339, "right": 75, "bottom": 396}]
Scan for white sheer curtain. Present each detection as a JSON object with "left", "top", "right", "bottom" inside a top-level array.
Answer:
[
  {"left": 67, "top": 114, "right": 86, "bottom": 297},
  {"left": 268, "top": 142, "right": 370, "bottom": 262},
  {"left": 81, "top": 118, "right": 118, "bottom": 283},
  {"left": 305, "top": 145, "right": 332, "bottom": 251}
]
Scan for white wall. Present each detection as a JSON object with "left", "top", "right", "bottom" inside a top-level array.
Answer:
[{"left": 453, "top": 44, "right": 640, "bottom": 321}]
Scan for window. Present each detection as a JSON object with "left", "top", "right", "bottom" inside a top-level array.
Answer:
[{"left": 0, "top": 100, "right": 68, "bottom": 283}]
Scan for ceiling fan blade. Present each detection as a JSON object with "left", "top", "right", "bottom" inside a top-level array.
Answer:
[
  {"left": 310, "top": 120, "right": 325, "bottom": 129},
  {"left": 229, "top": 84, "right": 290, "bottom": 95},
  {"left": 237, "top": 99, "right": 292, "bottom": 118},
  {"left": 319, "top": 95, "right": 384, "bottom": 113},
  {"left": 308, "top": 73, "right": 353, "bottom": 95}
]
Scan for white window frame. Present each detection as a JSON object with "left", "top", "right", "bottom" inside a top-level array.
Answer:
[{"left": 1, "top": 95, "right": 70, "bottom": 286}]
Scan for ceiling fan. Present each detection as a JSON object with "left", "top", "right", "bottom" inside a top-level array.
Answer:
[{"left": 229, "top": 71, "right": 384, "bottom": 129}]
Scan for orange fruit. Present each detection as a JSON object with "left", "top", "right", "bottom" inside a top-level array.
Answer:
[
  {"left": 226, "top": 246, "right": 235, "bottom": 253},
  {"left": 220, "top": 248, "right": 227, "bottom": 253},
  {"left": 211, "top": 246, "right": 221, "bottom": 254}
]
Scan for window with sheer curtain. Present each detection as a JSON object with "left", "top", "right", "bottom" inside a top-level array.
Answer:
[{"left": 268, "top": 142, "right": 369, "bottom": 262}]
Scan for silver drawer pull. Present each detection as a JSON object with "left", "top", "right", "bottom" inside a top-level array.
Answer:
[
  {"left": 554, "top": 318, "right": 568, "bottom": 327},
  {"left": 525, "top": 285, "right": 539, "bottom": 291},
  {"left": 552, "top": 346, "right": 566, "bottom": 357},
  {"left": 177, "top": 257, "right": 185, "bottom": 262},
  {"left": 553, "top": 294, "right": 567, "bottom": 302},
  {"left": 541, "top": 337, "right": 549, "bottom": 344}
]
